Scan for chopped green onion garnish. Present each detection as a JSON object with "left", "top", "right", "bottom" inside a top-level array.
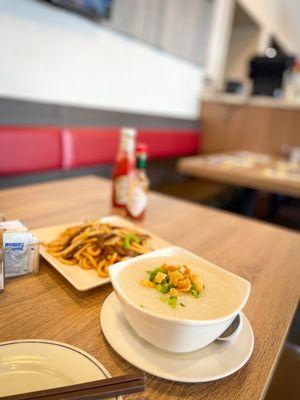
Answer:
[
  {"left": 123, "top": 235, "right": 131, "bottom": 249},
  {"left": 156, "top": 284, "right": 162, "bottom": 292},
  {"left": 160, "top": 283, "right": 170, "bottom": 294},
  {"left": 168, "top": 296, "right": 177, "bottom": 308},
  {"left": 149, "top": 270, "right": 158, "bottom": 282},
  {"left": 130, "top": 234, "right": 141, "bottom": 244}
]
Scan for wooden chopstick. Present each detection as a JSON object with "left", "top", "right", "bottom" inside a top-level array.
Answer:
[
  {"left": 36, "top": 379, "right": 146, "bottom": 400},
  {"left": 1, "top": 373, "right": 146, "bottom": 400}
]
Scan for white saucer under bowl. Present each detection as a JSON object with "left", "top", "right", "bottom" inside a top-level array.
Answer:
[
  {"left": 100, "top": 293, "right": 254, "bottom": 383},
  {"left": 0, "top": 339, "right": 120, "bottom": 398}
]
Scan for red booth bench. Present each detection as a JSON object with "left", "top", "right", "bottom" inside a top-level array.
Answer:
[{"left": 0, "top": 126, "right": 201, "bottom": 176}]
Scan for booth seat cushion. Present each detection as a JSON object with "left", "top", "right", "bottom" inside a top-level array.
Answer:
[
  {"left": 0, "top": 126, "right": 62, "bottom": 175},
  {"left": 138, "top": 129, "right": 200, "bottom": 159},
  {"left": 62, "top": 128, "right": 120, "bottom": 169},
  {"left": 62, "top": 128, "right": 200, "bottom": 169}
]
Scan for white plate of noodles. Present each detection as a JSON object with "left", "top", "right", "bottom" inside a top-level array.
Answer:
[{"left": 33, "top": 216, "right": 170, "bottom": 291}]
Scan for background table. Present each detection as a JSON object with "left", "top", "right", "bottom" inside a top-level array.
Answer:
[
  {"left": 178, "top": 153, "right": 300, "bottom": 198},
  {"left": 0, "top": 176, "right": 299, "bottom": 400}
]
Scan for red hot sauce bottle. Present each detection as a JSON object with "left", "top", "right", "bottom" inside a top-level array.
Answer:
[
  {"left": 112, "top": 128, "right": 136, "bottom": 214},
  {"left": 126, "top": 143, "right": 150, "bottom": 221}
]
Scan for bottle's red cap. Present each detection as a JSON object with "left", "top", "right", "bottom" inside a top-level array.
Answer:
[{"left": 136, "top": 143, "right": 148, "bottom": 153}]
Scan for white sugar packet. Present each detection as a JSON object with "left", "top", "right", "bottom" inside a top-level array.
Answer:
[
  {"left": 3, "top": 232, "right": 38, "bottom": 277},
  {"left": 0, "top": 220, "right": 28, "bottom": 232}
]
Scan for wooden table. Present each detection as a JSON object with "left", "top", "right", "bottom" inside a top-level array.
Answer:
[
  {"left": 178, "top": 153, "right": 300, "bottom": 198},
  {"left": 0, "top": 176, "right": 299, "bottom": 400}
]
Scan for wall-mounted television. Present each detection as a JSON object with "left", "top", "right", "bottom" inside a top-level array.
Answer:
[{"left": 43, "top": 0, "right": 113, "bottom": 21}]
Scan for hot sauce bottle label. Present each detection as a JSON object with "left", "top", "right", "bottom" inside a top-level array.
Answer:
[
  {"left": 114, "top": 175, "right": 130, "bottom": 205},
  {"left": 127, "top": 186, "right": 148, "bottom": 217}
]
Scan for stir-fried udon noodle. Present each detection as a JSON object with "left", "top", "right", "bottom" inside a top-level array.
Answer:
[{"left": 43, "top": 221, "right": 152, "bottom": 277}]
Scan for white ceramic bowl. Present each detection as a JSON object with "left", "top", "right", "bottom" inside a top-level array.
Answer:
[{"left": 109, "top": 246, "right": 250, "bottom": 353}]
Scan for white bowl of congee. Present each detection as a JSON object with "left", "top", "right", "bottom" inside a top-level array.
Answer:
[{"left": 109, "top": 246, "right": 251, "bottom": 353}]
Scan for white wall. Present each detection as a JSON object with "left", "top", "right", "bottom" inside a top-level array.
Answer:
[
  {"left": 238, "top": 0, "right": 300, "bottom": 56},
  {"left": 104, "top": 0, "right": 213, "bottom": 65},
  {"left": 205, "top": 0, "right": 300, "bottom": 91},
  {"left": 224, "top": 4, "right": 260, "bottom": 85},
  {"left": 225, "top": 27, "right": 260, "bottom": 82},
  {"left": 204, "top": 0, "right": 235, "bottom": 90},
  {"left": 0, "top": 0, "right": 204, "bottom": 119}
]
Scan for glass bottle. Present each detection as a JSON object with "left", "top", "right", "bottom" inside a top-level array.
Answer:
[
  {"left": 126, "top": 143, "right": 149, "bottom": 220},
  {"left": 112, "top": 128, "right": 136, "bottom": 213}
]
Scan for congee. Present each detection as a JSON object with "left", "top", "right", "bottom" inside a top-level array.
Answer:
[{"left": 117, "top": 256, "right": 244, "bottom": 320}]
